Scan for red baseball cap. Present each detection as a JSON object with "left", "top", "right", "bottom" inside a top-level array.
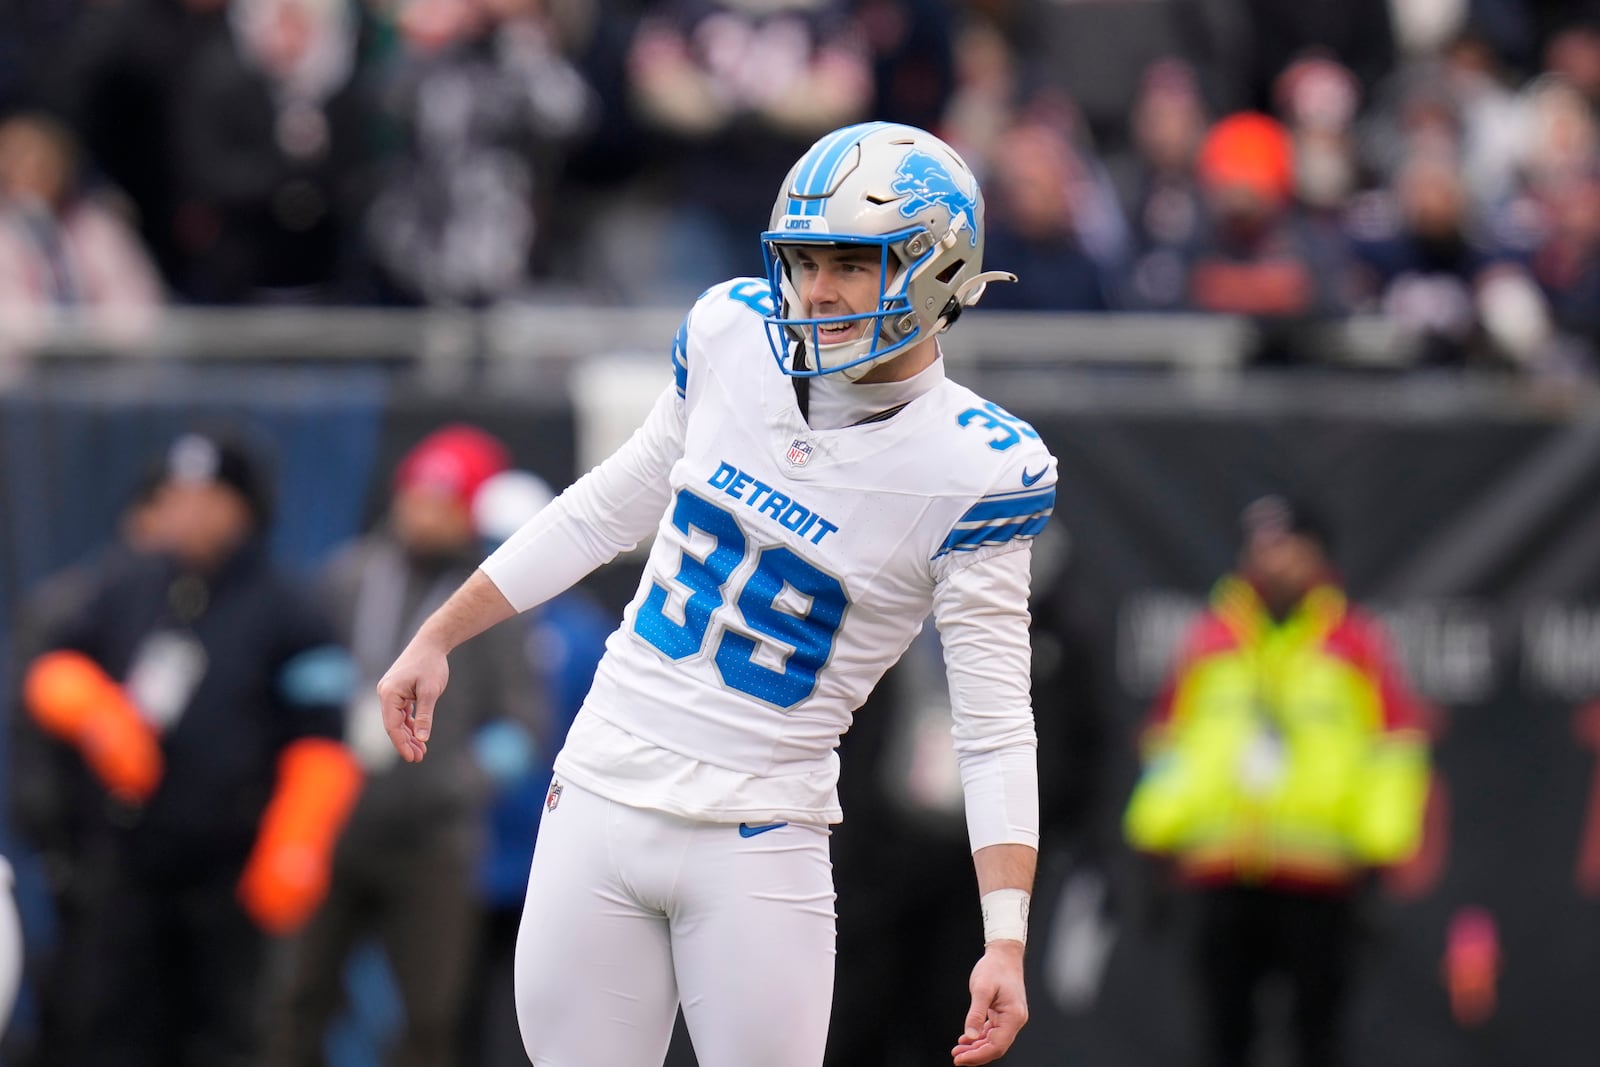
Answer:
[{"left": 393, "top": 425, "right": 511, "bottom": 511}]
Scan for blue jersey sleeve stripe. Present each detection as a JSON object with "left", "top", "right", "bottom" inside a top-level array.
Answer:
[
  {"left": 672, "top": 316, "right": 689, "bottom": 399},
  {"left": 934, "top": 512, "right": 1052, "bottom": 558},
  {"left": 958, "top": 488, "right": 1057, "bottom": 524}
]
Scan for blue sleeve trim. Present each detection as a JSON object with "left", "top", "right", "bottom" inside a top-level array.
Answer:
[
  {"left": 957, "top": 487, "right": 1057, "bottom": 524},
  {"left": 672, "top": 316, "right": 690, "bottom": 400},
  {"left": 934, "top": 488, "right": 1055, "bottom": 559}
]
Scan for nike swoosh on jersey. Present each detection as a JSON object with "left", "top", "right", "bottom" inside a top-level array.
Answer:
[
  {"left": 738, "top": 821, "right": 789, "bottom": 838},
  {"left": 1021, "top": 467, "right": 1047, "bottom": 487}
]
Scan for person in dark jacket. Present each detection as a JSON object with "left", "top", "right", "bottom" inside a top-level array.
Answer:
[
  {"left": 5, "top": 465, "right": 171, "bottom": 1067},
  {"left": 17, "top": 431, "right": 363, "bottom": 1067}
]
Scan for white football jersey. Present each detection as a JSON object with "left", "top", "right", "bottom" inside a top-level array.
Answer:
[{"left": 552, "top": 279, "right": 1057, "bottom": 824}]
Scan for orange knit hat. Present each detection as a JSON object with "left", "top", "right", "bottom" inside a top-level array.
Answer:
[{"left": 1196, "top": 112, "right": 1295, "bottom": 203}]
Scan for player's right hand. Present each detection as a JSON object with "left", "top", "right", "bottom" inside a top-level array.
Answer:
[{"left": 375, "top": 636, "right": 449, "bottom": 763}]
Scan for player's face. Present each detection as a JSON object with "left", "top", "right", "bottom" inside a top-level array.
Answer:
[{"left": 790, "top": 245, "right": 884, "bottom": 347}]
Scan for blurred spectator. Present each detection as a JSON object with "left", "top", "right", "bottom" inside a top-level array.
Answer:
[
  {"left": 267, "top": 425, "right": 544, "bottom": 1067},
  {"left": 1358, "top": 59, "right": 1465, "bottom": 201},
  {"left": 1386, "top": 0, "right": 1474, "bottom": 59},
  {"left": 16, "top": 431, "right": 362, "bottom": 1067},
  {"left": 169, "top": 0, "right": 378, "bottom": 302},
  {"left": 939, "top": 14, "right": 1022, "bottom": 174},
  {"left": 1441, "top": 33, "right": 1532, "bottom": 212},
  {"left": 980, "top": 120, "right": 1125, "bottom": 311},
  {"left": 609, "top": 0, "right": 871, "bottom": 298},
  {"left": 47, "top": 0, "right": 231, "bottom": 286},
  {"left": 1274, "top": 54, "right": 1365, "bottom": 215},
  {"left": 1120, "top": 59, "right": 1209, "bottom": 306},
  {"left": 857, "top": 0, "right": 955, "bottom": 132},
  {"left": 459, "top": 468, "right": 611, "bottom": 1067},
  {"left": 364, "top": 0, "right": 599, "bottom": 305},
  {"left": 1006, "top": 0, "right": 1250, "bottom": 154},
  {"left": 1169, "top": 112, "right": 1354, "bottom": 331},
  {"left": 1468, "top": 74, "right": 1600, "bottom": 375},
  {"left": 1124, "top": 493, "right": 1431, "bottom": 1067},
  {"left": 1525, "top": 167, "right": 1600, "bottom": 373},
  {"left": 0, "top": 112, "right": 162, "bottom": 362},
  {"left": 1360, "top": 33, "right": 1533, "bottom": 224},
  {"left": 1348, "top": 147, "right": 1555, "bottom": 369},
  {"left": 1236, "top": 0, "right": 1396, "bottom": 110},
  {"left": 1543, "top": 21, "right": 1600, "bottom": 106}
]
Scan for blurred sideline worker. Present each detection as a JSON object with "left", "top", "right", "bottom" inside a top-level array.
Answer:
[
  {"left": 268, "top": 426, "right": 544, "bottom": 1067},
  {"left": 1124, "top": 494, "right": 1431, "bottom": 1067},
  {"left": 19, "top": 432, "right": 362, "bottom": 1067},
  {"left": 461, "top": 469, "right": 614, "bottom": 1067},
  {"left": 5, "top": 465, "right": 171, "bottom": 1064},
  {"left": 376, "top": 121, "right": 1051, "bottom": 1067}
]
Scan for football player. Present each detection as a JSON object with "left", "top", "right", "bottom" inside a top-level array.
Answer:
[{"left": 378, "top": 121, "right": 1057, "bottom": 1067}]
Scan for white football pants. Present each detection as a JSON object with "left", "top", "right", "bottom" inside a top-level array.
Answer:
[{"left": 514, "top": 779, "right": 836, "bottom": 1067}]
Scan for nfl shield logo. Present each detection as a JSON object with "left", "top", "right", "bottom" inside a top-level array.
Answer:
[
  {"left": 786, "top": 438, "right": 814, "bottom": 467},
  {"left": 546, "top": 779, "right": 564, "bottom": 812}
]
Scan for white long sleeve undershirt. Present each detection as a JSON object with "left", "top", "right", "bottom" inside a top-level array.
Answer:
[
  {"left": 933, "top": 543, "right": 1041, "bottom": 852},
  {"left": 482, "top": 385, "right": 683, "bottom": 612}
]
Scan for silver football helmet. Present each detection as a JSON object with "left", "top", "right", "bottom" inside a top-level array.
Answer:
[{"left": 761, "top": 122, "right": 1014, "bottom": 380}]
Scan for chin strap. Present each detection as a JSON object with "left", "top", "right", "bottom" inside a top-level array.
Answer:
[{"left": 791, "top": 343, "right": 812, "bottom": 422}]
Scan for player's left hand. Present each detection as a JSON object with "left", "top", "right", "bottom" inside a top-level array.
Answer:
[{"left": 951, "top": 940, "right": 1029, "bottom": 1064}]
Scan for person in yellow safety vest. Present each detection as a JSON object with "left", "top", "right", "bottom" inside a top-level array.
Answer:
[{"left": 1124, "top": 493, "right": 1431, "bottom": 1067}]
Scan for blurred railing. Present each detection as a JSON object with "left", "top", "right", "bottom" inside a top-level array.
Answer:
[{"left": 10, "top": 305, "right": 1600, "bottom": 419}]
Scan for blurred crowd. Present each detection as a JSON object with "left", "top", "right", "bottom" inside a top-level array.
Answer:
[{"left": 5, "top": 0, "right": 1600, "bottom": 377}]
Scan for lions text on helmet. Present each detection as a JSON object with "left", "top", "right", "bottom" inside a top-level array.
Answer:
[{"left": 761, "top": 122, "right": 1016, "bottom": 381}]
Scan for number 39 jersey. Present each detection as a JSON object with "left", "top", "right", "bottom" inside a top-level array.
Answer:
[{"left": 552, "top": 278, "right": 1057, "bottom": 825}]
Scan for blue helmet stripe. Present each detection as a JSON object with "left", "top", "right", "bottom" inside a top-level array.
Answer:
[
  {"left": 798, "top": 127, "right": 861, "bottom": 216},
  {"left": 795, "top": 125, "right": 863, "bottom": 196},
  {"left": 794, "top": 122, "right": 896, "bottom": 215},
  {"left": 788, "top": 127, "right": 854, "bottom": 216},
  {"left": 807, "top": 121, "right": 897, "bottom": 214}
]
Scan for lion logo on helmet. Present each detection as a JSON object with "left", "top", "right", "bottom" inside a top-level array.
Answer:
[{"left": 892, "top": 149, "right": 979, "bottom": 248}]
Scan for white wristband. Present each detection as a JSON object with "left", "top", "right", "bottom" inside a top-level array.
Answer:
[{"left": 980, "top": 888, "right": 1030, "bottom": 946}]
